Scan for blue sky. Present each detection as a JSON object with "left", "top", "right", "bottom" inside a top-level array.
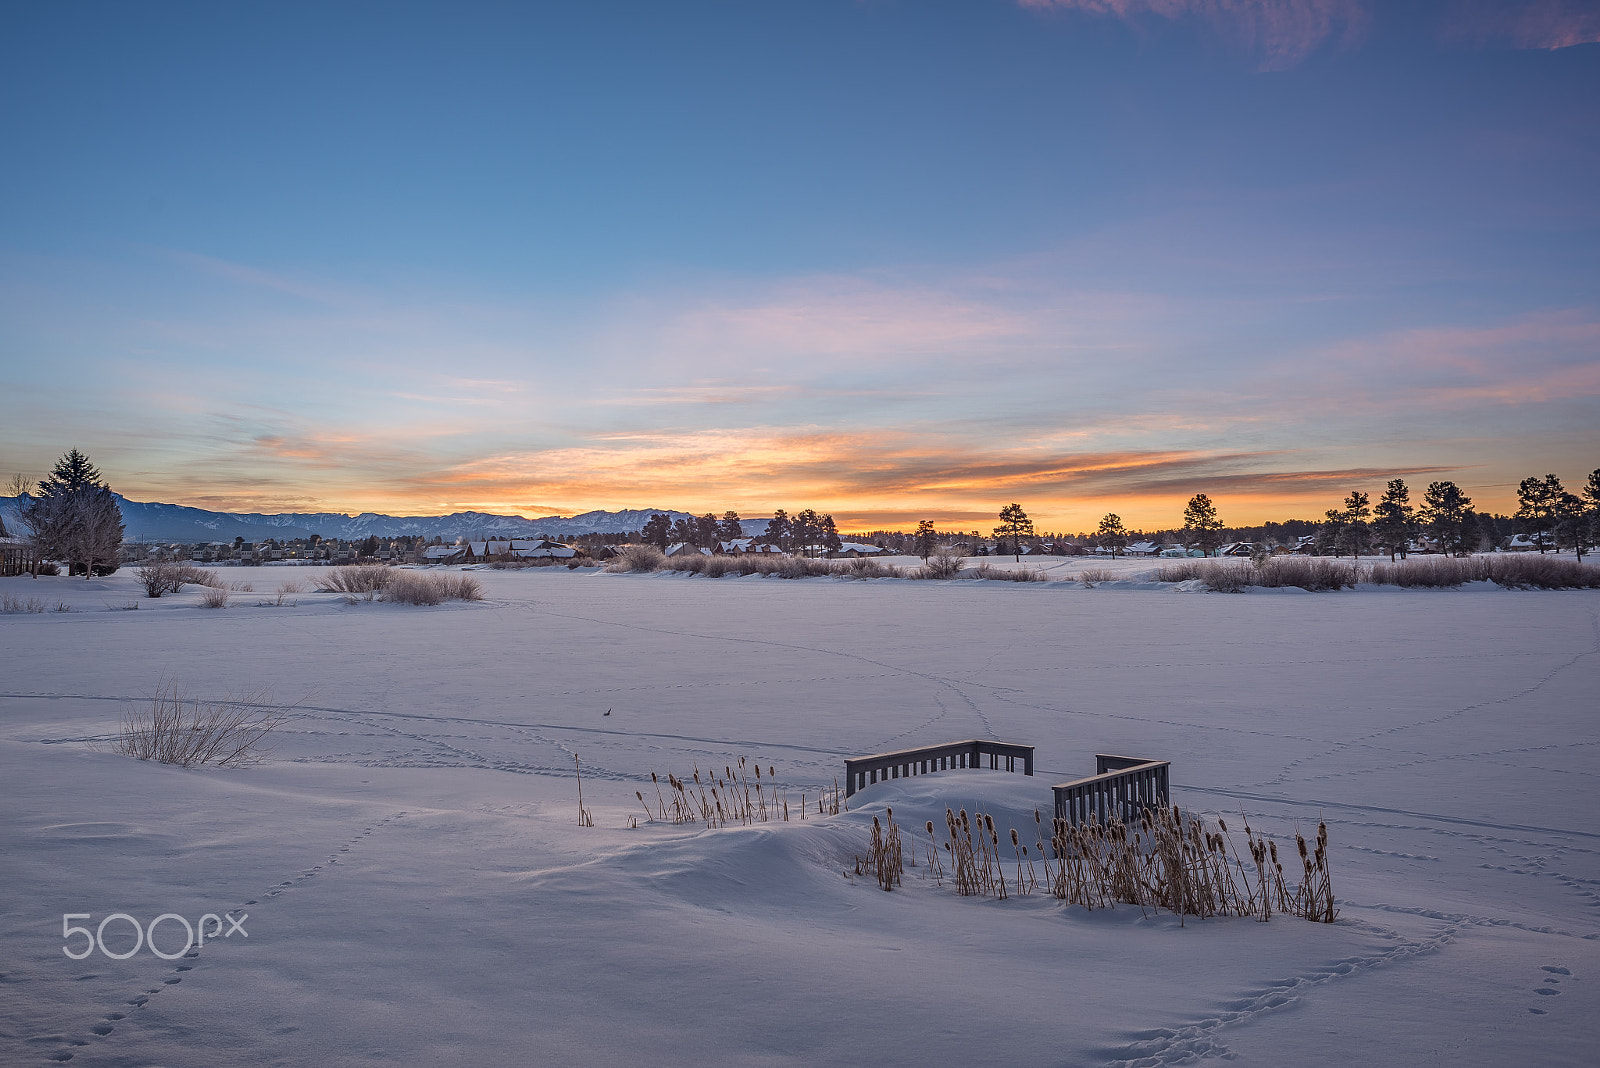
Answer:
[{"left": 1, "top": 0, "right": 1596, "bottom": 529}]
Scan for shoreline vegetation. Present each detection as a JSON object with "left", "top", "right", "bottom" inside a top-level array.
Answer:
[{"left": 595, "top": 544, "right": 1600, "bottom": 591}]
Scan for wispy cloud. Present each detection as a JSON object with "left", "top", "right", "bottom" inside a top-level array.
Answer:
[
  {"left": 1020, "top": 0, "right": 1368, "bottom": 69},
  {"left": 1444, "top": 0, "right": 1600, "bottom": 50}
]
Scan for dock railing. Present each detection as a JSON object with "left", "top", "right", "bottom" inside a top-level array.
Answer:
[
  {"left": 1052, "top": 754, "right": 1170, "bottom": 825},
  {"left": 844, "top": 739, "right": 1034, "bottom": 798}
]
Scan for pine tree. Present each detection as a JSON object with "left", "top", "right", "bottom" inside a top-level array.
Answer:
[
  {"left": 718, "top": 511, "right": 743, "bottom": 541},
  {"left": 1181, "top": 494, "right": 1224, "bottom": 556},
  {"left": 792, "top": 509, "right": 822, "bottom": 556},
  {"left": 914, "top": 520, "right": 937, "bottom": 561},
  {"left": 822, "top": 514, "right": 842, "bottom": 553},
  {"left": 1335, "top": 490, "right": 1371, "bottom": 558},
  {"left": 764, "top": 509, "right": 791, "bottom": 551},
  {"left": 1419, "top": 481, "right": 1473, "bottom": 556},
  {"left": 1371, "top": 478, "right": 1414, "bottom": 561},
  {"left": 641, "top": 513, "right": 672, "bottom": 549},
  {"left": 1096, "top": 514, "right": 1128, "bottom": 557},
  {"left": 994, "top": 504, "right": 1034, "bottom": 562},
  {"left": 1515, "top": 475, "right": 1562, "bottom": 553},
  {"left": 19, "top": 450, "right": 123, "bottom": 577},
  {"left": 1553, "top": 492, "right": 1589, "bottom": 560}
]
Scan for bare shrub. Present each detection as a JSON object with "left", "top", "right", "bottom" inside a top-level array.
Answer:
[
  {"left": 702, "top": 554, "right": 735, "bottom": 578},
  {"left": 1482, "top": 554, "right": 1600, "bottom": 590},
  {"left": 112, "top": 681, "right": 291, "bottom": 768},
  {"left": 198, "top": 586, "right": 230, "bottom": 608},
  {"left": 229, "top": 579, "right": 254, "bottom": 592},
  {"left": 35, "top": 562, "right": 60, "bottom": 576},
  {"left": 921, "top": 549, "right": 965, "bottom": 579},
  {"left": 1155, "top": 561, "right": 1206, "bottom": 583},
  {"left": 1, "top": 592, "right": 47, "bottom": 613},
  {"left": 136, "top": 562, "right": 175, "bottom": 597},
  {"left": 1075, "top": 568, "right": 1113, "bottom": 586},
  {"left": 606, "top": 544, "right": 667, "bottom": 573},
  {"left": 1254, "top": 557, "right": 1359, "bottom": 591},
  {"left": 1202, "top": 562, "right": 1254, "bottom": 593},
  {"left": 315, "top": 565, "right": 391, "bottom": 595},
  {"left": 975, "top": 563, "right": 1046, "bottom": 582}
]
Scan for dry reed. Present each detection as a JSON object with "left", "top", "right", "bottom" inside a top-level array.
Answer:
[
  {"left": 1, "top": 592, "right": 48, "bottom": 613},
  {"left": 912, "top": 804, "right": 1336, "bottom": 923},
  {"left": 633, "top": 756, "right": 842, "bottom": 829}
]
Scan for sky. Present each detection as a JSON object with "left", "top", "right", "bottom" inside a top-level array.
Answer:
[{"left": 1, "top": 0, "right": 1597, "bottom": 532}]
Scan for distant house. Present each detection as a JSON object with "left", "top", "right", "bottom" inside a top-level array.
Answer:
[
  {"left": 1503, "top": 534, "right": 1541, "bottom": 552},
  {"left": 833, "top": 542, "right": 887, "bottom": 558},
  {"left": 665, "top": 542, "right": 711, "bottom": 558},
  {"left": 422, "top": 544, "right": 468, "bottom": 564},
  {"left": 1218, "top": 542, "right": 1255, "bottom": 557},
  {"left": 1124, "top": 541, "right": 1164, "bottom": 557}
]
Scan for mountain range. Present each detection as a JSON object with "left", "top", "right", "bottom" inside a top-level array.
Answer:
[{"left": 0, "top": 495, "right": 695, "bottom": 544}]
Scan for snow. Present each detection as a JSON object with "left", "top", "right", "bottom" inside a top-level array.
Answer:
[{"left": 2, "top": 566, "right": 1597, "bottom": 1066}]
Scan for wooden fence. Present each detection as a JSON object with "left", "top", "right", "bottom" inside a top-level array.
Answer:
[
  {"left": 1, "top": 539, "right": 38, "bottom": 577},
  {"left": 1052, "top": 754, "right": 1170, "bottom": 826},
  {"left": 844, "top": 739, "right": 1034, "bottom": 798}
]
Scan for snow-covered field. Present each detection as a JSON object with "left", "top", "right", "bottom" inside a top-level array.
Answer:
[{"left": 2, "top": 565, "right": 1597, "bottom": 1067}]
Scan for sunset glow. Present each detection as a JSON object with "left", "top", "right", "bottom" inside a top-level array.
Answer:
[{"left": 2, "top": 2, "right": 1596, "bottom": 531}]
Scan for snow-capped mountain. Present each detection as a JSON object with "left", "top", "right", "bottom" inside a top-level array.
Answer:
[{"left": 0, "top": 496, "right": 693, "bottom": 543}]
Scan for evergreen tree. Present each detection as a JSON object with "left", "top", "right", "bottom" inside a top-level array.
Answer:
[
  {"left": 1316, "top": 508, "right": 1345, "bottom": 557},
  {"left": 913, "top": 519, "right": 937, "bottom": 561},
  {"left": 1553, "top": 491, "right": 1589, "bottom": 559},
  {"left": 1371, "top": 478, "right": 1414, "bottom": 560},
  {"left": 792, "top": 509, "right": 822, "bottom": 556},
  {"left": 1335, "top": 490, "right": 1372, "bottom": 558},
  {"left": 18, "top": 450, "right": 123, "bottom": 577},
  {"left": 641, "top": 513, "right": 672, "bottom": 549},
  {"left": 694, "top": 513, "right": 720, "bottom": 549},
  {"left": 764, "top": 509, "right": 791, "bottom": 551},
  {"left": 360, "top": 534, "right": 380, "bottom": 558},
  {"left": 822, "top": 514, "right": 842, "bottom": 553},
  {"left": 1419, "top": 481, "right": 1473, "bottom": 556},
  {"left": 994, "top": 503, "right": 1034, "bottom": 561},
  {"left": 717, "top": 511, "right": 743, "bottom": 541},
  {"left": 1096, "top": 513, "right": 1128, "bottom": 557},
  {"left": 1181, "top": 494, "right": 1224, "bottom": 556},
  {"left": 1515, "top": 474, "right": 1564, "bottom": 552}
]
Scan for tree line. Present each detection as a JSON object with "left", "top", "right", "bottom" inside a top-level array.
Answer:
[{"left": 637, "top": 509, "right": 845, "bottom": 555}]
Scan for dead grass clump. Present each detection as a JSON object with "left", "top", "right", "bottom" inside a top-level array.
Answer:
[
  {"left": 198, "top": 586, "right": 230, "bottom": 608},
  {"left": 315, "top": 565, "right": 391, "bottom": 595},
  {"left": 1203, "top": 562, "right": 1255, "bottom": 593},
  {"left": 607, "top": 544, "right": 667, "bottom": 572},
  {"left": 1367, "top": 557, "right": 1471, "bottom": 587},
  {"left": 1155, "top": 561, "right": 1206, "bottom": 582},
  {"left": 843, "top": 556, "right": 900, "bottom": 579},
  {"left": 379, "top": 571, "right": 483, "bottom": 605},
  {"left": 1253, "top": 556, "right": 1358, "bottom": 591},
  {"left": 1481, "top": 554, "right": 1600, "bottom": 589},
  {"left": 1075, "top": 567, "right": 1113, "bottom": 586},
  {"left": 1, "top": 592, "right": 47, "bottom": 613},
  {"left": 975, "top": 563, "right": 1046, "bottom": 582},
  {"left": 113, "top": 681, "right": 291, "bottom": 767}
]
